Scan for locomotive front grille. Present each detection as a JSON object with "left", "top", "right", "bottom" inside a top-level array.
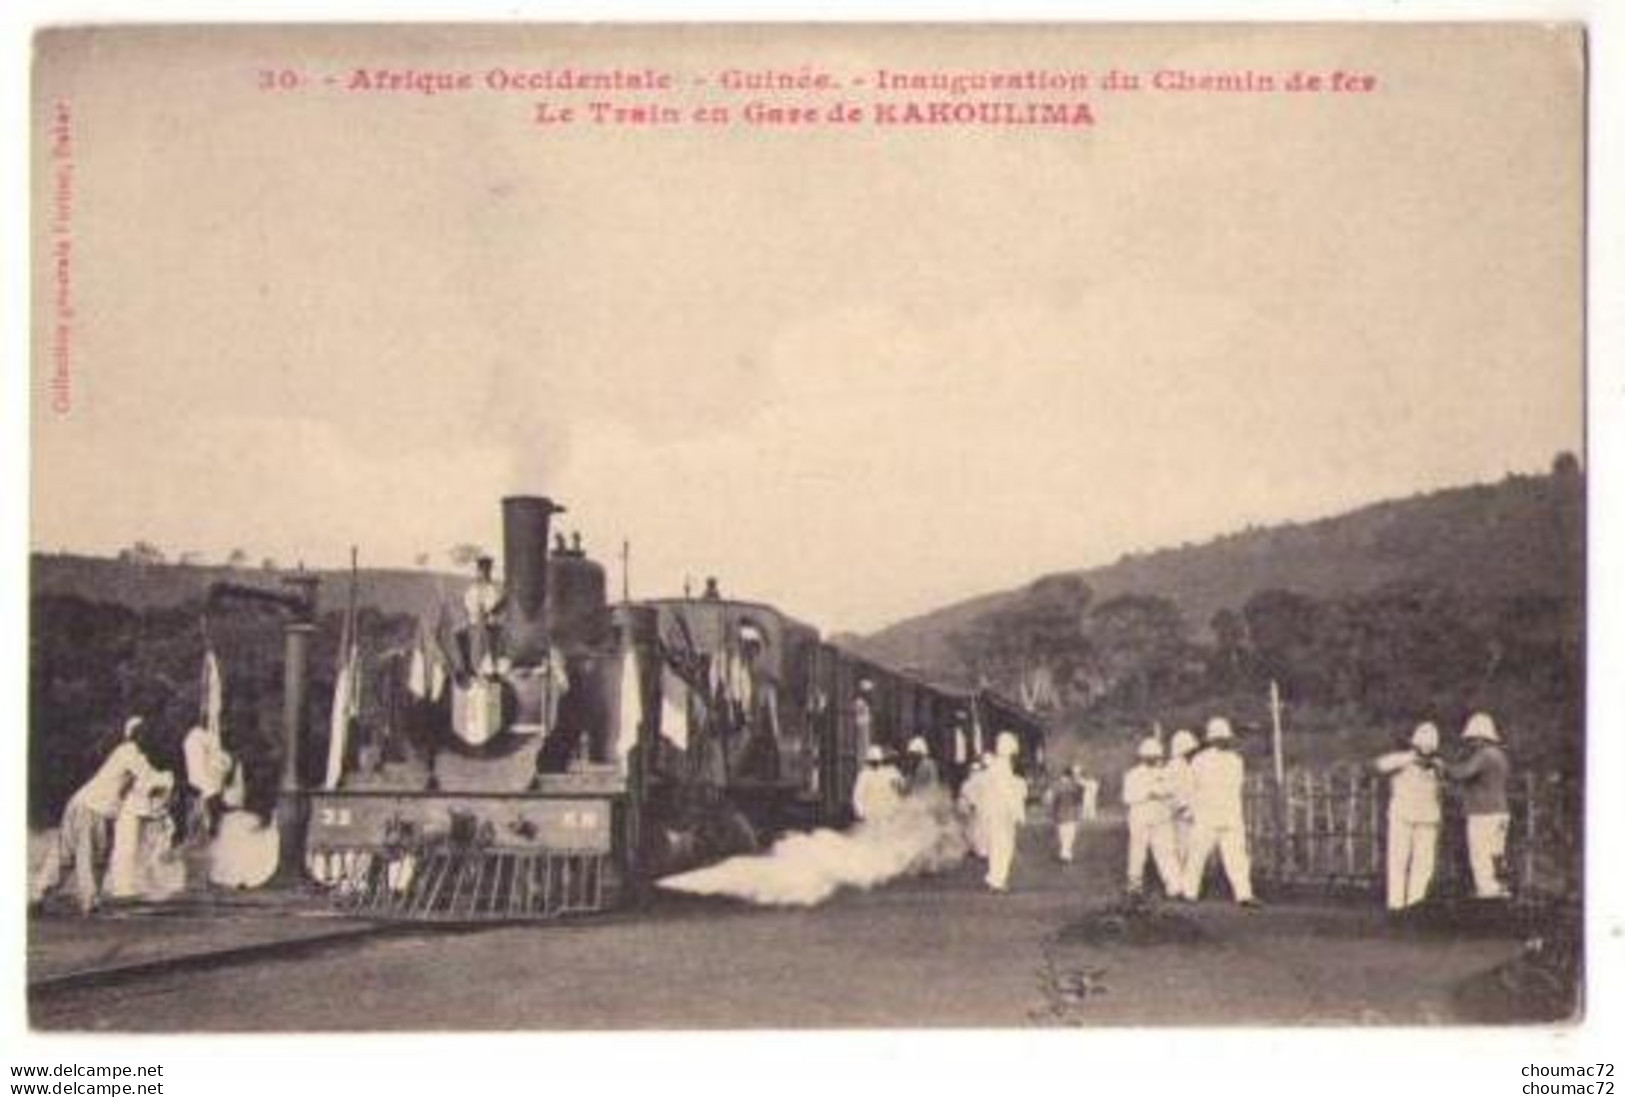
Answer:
[{"left": 309, "top": 845, "right": 610, "bottom": 922}]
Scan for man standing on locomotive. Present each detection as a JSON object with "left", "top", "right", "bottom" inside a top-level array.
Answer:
[{"left": 462, "top": 555, "right": 507, "bottom": 680}]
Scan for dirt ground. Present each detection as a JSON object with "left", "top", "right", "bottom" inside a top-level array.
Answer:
[{"left": 28, "top": 818, "right": 1570, "bottom": 1031}]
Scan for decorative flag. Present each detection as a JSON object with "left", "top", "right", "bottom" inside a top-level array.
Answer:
[
  {"left": 660, "top": 667, "right": 691, "bottom": 750},
  {"left": 325, "top": 643, "right": 360, "bottom": 789},
  {"left": 615, "top": 647, "right": 643, "bottom": 765},
  {"left": 407, "top": 632, "right": 429, "bottom": 700},
  {"left": 200, "top": 650, "right": 224, "bottom": 739}
]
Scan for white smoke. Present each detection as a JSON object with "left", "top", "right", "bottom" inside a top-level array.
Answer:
[{"left": 657, "top": 789, "right": 968, "bottom": 907}]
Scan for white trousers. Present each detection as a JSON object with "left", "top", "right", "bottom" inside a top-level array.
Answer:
[
  {"left": 1127, "top": 820, "right": 1181, "bottom": 894},
  {"left": 1385, "top": 818, "right": 1438, "bottom": 910},
  {"left": 34, "top": 800, "right": 111, "bottom": 913},
  {"left": 1182, "top": 820, "right": 1253, "bottom": 902},
  {"left": 1173, "top": 816, "right": 1195, "bottom": 873},
  {"left": 1466, "top": 813, "right": 1511, "bottom": 898},
  {"left": 986, "top": 823, "right": 1017, "bottom": 890},
  {"left": 965, "top": 811, "right": 990, "bottom": 858},
  {"left": 1056, "top": 821, "right": 1079, "bottom": 862},
  {"left": 105, "top": 810, "right": 145, "bottom": 899}
]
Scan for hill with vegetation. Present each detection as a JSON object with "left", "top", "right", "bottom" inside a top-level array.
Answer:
[
  {"left": 852, "top": 458, "right": 1584, "bottom": 773},
  {"left": 30, "top": 555, "right": 461, "bottom": 620}
]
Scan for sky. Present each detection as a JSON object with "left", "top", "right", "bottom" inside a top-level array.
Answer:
[{"left": 29, "top": 25, "right": 1583, "bottom": 634}]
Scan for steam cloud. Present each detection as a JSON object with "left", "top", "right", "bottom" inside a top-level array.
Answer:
[{"left": 657, "top": 789, "right": 968, "bottom": 907}]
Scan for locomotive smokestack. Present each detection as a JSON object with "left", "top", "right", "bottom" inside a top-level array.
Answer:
[{"left": 502, "top": 495, "right": 565, "bottom": 667}]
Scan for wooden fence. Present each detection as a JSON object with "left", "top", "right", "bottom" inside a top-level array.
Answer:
[{"left": 1242, "top": 768, "right": 1581, "bottom": 907}]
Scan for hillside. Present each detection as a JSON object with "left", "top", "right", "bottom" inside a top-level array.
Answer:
[
  {"left": 29, "top": 555, "right": 462, "bottom": 621},
  {"left": 853, "top": 463, "right": 1584, "bottom": 678}
]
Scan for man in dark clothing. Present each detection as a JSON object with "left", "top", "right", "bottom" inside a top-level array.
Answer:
[
  {"left": 1446, "top": 711, "right": 1512, "bottom": 898},
  {"left": 1047, "top": 765, "right": 1086, "bottom": 863}
]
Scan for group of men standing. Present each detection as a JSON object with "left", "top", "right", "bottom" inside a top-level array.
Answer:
[
  {"left": 851, "top": 730, "right": 1030, "bottom": 894},
  {"left": 1038, "top": 708, "right": 1516, "bottom": 911},
  {"left": 1109, "top": 716, "right": 1258, "bottom": 905},
  {"left": 33, "top": 716, "right": 240, "bottom": 914},
  {"left": 1374, "top": 711, "right": 1513, "bottom": 911}
]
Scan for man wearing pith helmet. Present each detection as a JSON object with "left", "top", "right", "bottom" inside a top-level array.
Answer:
[
  {"left": 982, "top": 732, "right": 1029, "bottom": 893},
  {"left": 1373, "top": 722, "right": 1445, "bottom": 911},
  {"left": 903, "top": 736, "right": 940, "bottom": 795},
  {"left": 1165, "top": 729, "right": 1200, "bottom": 871},
  {"left": 1178, "top": 716, "right": 1258, "bottom": 906},
  {"left": 1122, "top": 737, "right": 1181, "bottom": 896},
  {"left": 1446, "top": 712, "right": 1513, "bottom": 899}
]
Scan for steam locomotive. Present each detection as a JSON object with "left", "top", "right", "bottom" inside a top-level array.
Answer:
[{"left": 295, "top": 495, "right": 1046, "bottom": 921}]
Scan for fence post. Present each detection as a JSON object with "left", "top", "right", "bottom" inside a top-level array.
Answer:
[
  {"left": 1343, "top": 770, "right": 1358, "bottom": 883},
  {"left": 1368, "top": 771, "right": 1381, "bottom": 882},
  {"left": 1521, "top": 770, "right": 1538, "bottom": 904}
]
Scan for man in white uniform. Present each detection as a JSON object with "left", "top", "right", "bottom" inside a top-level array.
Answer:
[
  {"left": 982, "top": 732, "right": 1029, "bottom": 892},
  {"left": 34, "top": 717, "right": 160, "bottom": 913},
  {"left": 1179, "top": 716, "right": 1257, "bottom": 906},
  {"left": 1373, "top": 722, "right": 1444, "bottom": 911},
  {"left": 1122, "top": 737, "right": 1182, "bottom": 896},
  {"left": 852, "top": 680, "right": 876, "bottom": 767},
  {"left": 851, "top": 745, "right": 903, "bottom": 823},
  {"left": 1046, "top": 764, "right": 1086, "bottom": 864},
  {"left": 1165, "top": 729, "right": 1200, "bottom": 872}
]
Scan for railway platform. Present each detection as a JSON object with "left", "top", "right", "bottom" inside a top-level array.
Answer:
[{"left": 27, "top": 889, "right": 384, "bottom": 992}]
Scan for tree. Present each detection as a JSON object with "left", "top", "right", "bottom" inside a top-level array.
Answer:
[
  {"left": 118, "top": 540, "right": 166, "bottom": 566},
  {"left": 1087, "top": 594, "right": 1189, "bottom": 709},
  {"left": 1209, "top": 607, "right": 1248, "bottom": 690},
  {"left": 414, "top": 552, "right": 431, "bottom": 569},
  {"left": 226, "top": 548, "right": 250, "bottom": 568},
  {"left": 947, "top": 574, "right": 1094, "bottom": 704},
  {"left": 448, "top": 543, "right": 487, "bottom": 569},
  {"left": 1242, "top": 589, "right": 1321, "bottom": 688}
]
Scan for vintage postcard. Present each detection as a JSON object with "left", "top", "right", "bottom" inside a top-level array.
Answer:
[{"left": 24, "top": 22, "right": 1590, "bottom": 1042}]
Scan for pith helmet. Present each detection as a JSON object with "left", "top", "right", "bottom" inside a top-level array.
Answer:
[
  {"left": 1137, "top": 736, "right": 1164, "bottom": 760},
  {"left": 864, "top": 745, "right": 886, "bottom": 763},
  {"left": 907, "top": 736, "right": 928, "bottom": 756},
  {"left": 1170, "top": 729, "right": 1199, "bottom": 757},
  {"left": 1205, "top": 716, "right": 1235, "bottom": 743},
  {"left": 995, "top": 731, "right": 1019, "bottom": 758},
  {"left": 1462, "top": 712, "right": 1501, "bottom": 743}
]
